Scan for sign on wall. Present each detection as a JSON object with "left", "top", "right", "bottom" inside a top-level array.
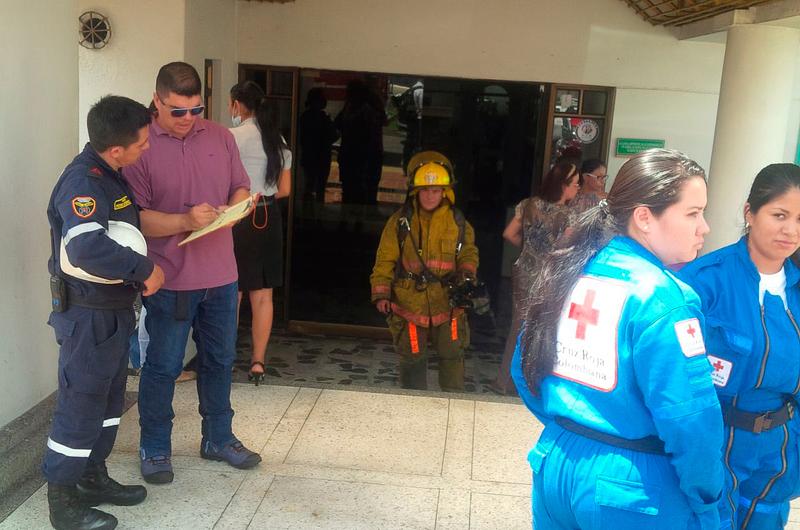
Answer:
[{"left": 615, "top": 138, "right": 665, "bottom": 157}]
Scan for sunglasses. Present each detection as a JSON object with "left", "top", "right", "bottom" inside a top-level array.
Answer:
[{"left": 168, "top": 105, "right": 205, "bottom": 118}]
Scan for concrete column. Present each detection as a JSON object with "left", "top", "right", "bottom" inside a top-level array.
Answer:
[{"left": 704, "top": 24, "right": 800, "bottom": 251}]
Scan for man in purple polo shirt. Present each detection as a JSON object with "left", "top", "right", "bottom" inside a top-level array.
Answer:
[{"left": 124, "top": 62, "right": 261, "bottom": 484}]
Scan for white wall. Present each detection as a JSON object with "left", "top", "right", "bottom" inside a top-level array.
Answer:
[
  {"left": 784, "top": 57, "right": 800, "bottom": 163},
  {"left": 236, "top": 0, "right": 726, "bottom": 179},
  {"left": 185, "top": 0, "right": 239, "bottom": 124},
  {"left": 607, "top": 89, "right": 720, "bottom": 180},
  {"left": 78, "top": 0, "right": 186, "bottom": 145},
  {"left": 0, "top": 0, "right": 79, "bottom": 428}
]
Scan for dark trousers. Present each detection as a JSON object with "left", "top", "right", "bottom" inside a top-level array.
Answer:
[
  {"left": 387, "top": 313, "right": 469, "bottom": 392},
  {"left": 43, "top": 307, "right": 134, "bottom": 485}
]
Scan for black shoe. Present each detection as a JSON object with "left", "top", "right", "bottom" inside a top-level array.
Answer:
[
  {"left": 248, "top": 361, "right": 265, "bottom": 386},
  {"left": 77, "top": 462, "right": 147, "bottom": 507},
  {"left": 48, "top": 483, "right": 118, "bottom": 530}
]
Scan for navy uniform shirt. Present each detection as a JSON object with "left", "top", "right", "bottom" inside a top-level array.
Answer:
[{"left": 47, "top": 143, "right": 154, "bottom": 308}]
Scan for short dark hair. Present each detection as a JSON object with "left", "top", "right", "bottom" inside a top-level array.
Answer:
[
  {"left": 579, "top": 159, "right": 606, "bottom": 186},
  {"left": 87, "top": 95, "right": 151, "bottom": 153},
  {"left": 305, "top": 87, "right": 327, "bottom": 110},
  {"left": 156, "top": 61, "right": 201, "bottom": 99}
]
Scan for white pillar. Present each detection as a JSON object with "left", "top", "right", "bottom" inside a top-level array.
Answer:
[{"left": 705, "top": 24, "right": 800, "bottom": 252}]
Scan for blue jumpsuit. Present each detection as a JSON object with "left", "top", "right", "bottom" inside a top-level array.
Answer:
[
  {"left": 680, "top": 238, "right": 800, "bottom": 529},
  {"left": 512, "top": 236, "right": 724, "bottom": 529},
  {"left": 44, "top": 144, "right": 154, "bottom": 485}
]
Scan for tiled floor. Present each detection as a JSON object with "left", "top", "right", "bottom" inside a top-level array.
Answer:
[
  {"left": 2, "top": 381, "right": 536, "bottom": 529},
  {"left": 228, "top": 328, "right": 511, "bottom": 396},
  {"left": 4, "top": 379, "right": 800, "bottom": 529}
]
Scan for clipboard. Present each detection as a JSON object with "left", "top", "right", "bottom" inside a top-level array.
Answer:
[{"left": 178, "top": 193, "right": 258, "bottom": 246}]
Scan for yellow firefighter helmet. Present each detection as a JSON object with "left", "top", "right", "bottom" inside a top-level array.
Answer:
[{"left": 407, "top": 151, "right": 454, "bottom": 189}]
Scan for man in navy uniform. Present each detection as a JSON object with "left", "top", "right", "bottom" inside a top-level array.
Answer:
[{"left": 44, "top": 95, "right": 165, "bottom": 530}]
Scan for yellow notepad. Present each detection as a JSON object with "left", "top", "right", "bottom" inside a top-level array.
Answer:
[{"left": 178, "top": 193, "right": 258, "bottom": 246}]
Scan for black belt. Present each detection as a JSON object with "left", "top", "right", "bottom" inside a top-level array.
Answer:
[
  {"left": 722, "top": 400, "right": 795, "bottom": 434},
  {"left": 555, "top": 416, "right": 666, "bottom": 455},
  {"left": 66, "top": 285, "right": 136, "bottom": 310},
  {"left": 257, "top": 195, "right": 275, "bottom": 206}
]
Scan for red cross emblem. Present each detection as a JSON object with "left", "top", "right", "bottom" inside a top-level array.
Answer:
[
  {"left": 713, "top": 359, "right": 724, "bottom": 372},
  {"left": 568, "top": 289, "right": 600, "bottom": 340},
  {"left": 686, "top": 323, "right": 697, "bottom": 338}
]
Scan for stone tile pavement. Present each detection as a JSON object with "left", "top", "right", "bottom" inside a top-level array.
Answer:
[
  {"left": 1, "top": 380, "right": 536, "bottom": 529},
  {"left": 4, "top": 379, "right": 800, "bottom": 529}
]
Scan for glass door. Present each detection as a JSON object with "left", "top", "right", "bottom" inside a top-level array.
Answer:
[{"left": 237, "top": 64, "right": 300, "bottom": 323}]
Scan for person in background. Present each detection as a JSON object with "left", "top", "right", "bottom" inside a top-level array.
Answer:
[
  {"left": 491, "top": 162, "right": 579, "bottom": 395},
  {"left": 679, "top": 164, "right": 800, "bottom": 529},
  {"left": 299, "top": 87, "right": 338, "bottom": 203},
  {"left": 571, "top": 159, "right": 608, "bottom": 215},
  {"left": 229, "top": 80, "right": 292, "bottom": 384},
  {"left": 370, "top": 151, "right": 479, "bottom": 391},
  {"left": 125, "top": 62, "right": 261, "bottom": 485},
  {"left": 513, "top": 149, "right": 723, "bottom": 529},
  {"left": 335, "top": 79, "right": 384, "bottom": 205},
  {"left": 44, "top": 95, "right": 164, "bottom": 530}
]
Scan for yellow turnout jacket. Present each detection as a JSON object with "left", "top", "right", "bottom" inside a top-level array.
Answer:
[{"left": 370, "top": 193, "right": 479, "bottom": 328}]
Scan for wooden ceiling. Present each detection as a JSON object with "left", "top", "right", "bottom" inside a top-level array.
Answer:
[{"left": 621, "top": 0, "right": 774, "bottom": 26}]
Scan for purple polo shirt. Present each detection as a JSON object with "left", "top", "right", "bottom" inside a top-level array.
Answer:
[{"left": 124, "top": 119, "right": 250, "bottom": 290}]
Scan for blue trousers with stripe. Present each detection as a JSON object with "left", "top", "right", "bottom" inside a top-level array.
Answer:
[
  {"left": 721, "top": 419, "right": 800, "bottom": 529},
  {"left": 43, "top": 306, "right": 134, "bottom": 485}
]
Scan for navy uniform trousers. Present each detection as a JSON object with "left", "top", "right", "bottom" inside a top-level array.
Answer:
[{"left": 43, "top": 306, "right": 135, "bottom": 485}]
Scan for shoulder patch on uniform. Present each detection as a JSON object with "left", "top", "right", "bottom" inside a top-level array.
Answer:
[
  {"left": 552, "top": 275, "right": 629, "bottom": 392},
  {"left": 113, "top": 195, "right": 132, "bottom": 210},
  {"left": 72, "top": 196, "right": 96, "bottom": 218},
  {"left": 89, "top": 167, "right": 102, "bottom": 177},
  {"left": 708, "top": 355, "right": 732, "bottom": 387},
  {"left": 674, "top": 318, "right": 705, "bottom": 357}
]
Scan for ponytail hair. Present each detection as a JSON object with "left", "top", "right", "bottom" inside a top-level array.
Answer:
[
  {"left": 230, "top": 81, "right": 287, "bottom": 189},
  {"left": 520, "top": 148, "right": 706, "bottom": 394}
]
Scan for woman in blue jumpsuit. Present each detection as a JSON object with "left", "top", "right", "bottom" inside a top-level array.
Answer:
[
  {"left": 512, "top": 148, "right": 724, "bottom": 529},
  {"left": 679, "top": 164, "right": 800, "bottom": 529}
]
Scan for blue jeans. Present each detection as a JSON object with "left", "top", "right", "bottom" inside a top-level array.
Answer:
[{"left": 138, "top": 282, "right": 238, "bottom": 457}]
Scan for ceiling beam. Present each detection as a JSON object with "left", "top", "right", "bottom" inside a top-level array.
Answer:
[{"left": 673, "top": 0, "right": 800, "bottom": 39}]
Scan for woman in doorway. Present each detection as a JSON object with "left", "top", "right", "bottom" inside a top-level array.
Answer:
[
  {"left": 229, "top": 81, "right": 292, "bottom": 384},
  {"left": 491, "top": 161, "right": 579, "bottom": 395},
  {"left": 571, "top": 159, "right": 608, "bottom": 215},
  {"left": 513, "top": 149, "right": 723, "bottom": 529},
  {"left": 679, "top": 164, "right": 800, "bottom": 529}
]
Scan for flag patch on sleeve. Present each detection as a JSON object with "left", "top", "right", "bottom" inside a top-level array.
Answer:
[{"left": 674, "top": 318, "right": 706, "bottom": 357}]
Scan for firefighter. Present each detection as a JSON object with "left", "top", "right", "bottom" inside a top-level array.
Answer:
[{"left": 370, "top": 151, "right": 479, "bottom": 391}]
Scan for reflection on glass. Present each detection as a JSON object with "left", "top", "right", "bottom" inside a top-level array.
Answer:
[
  {"left": 271, "top": 71, "right": 294, "bottom": 97},
  {"left": 245, "top": 70, "right": 267, "bottom": 93},
  {"left": 271, "top": 98, "right": 293, "bottom": 146},
  {"left": 550, "top": 117, "right": 604, "bottom": 166},
  {"left": 555, "top": 89, "right": 580, "bottom": 113},
  {"left": 583, "top": 90, "right": 608, "bottom": 115},
  {"left": 291, "top": 72, "right": 546, "bottom": 328}
]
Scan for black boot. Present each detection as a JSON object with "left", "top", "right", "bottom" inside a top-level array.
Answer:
[
  {"left": 47, "top": 483, "right": 117, "bottom": 530},
  {"left": 76, "top": 461, "right": 147, "bottom": 507}
]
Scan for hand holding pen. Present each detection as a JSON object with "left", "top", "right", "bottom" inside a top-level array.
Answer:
[{"left": 183, "top": 202, "right": 220, "bottom": 230}]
